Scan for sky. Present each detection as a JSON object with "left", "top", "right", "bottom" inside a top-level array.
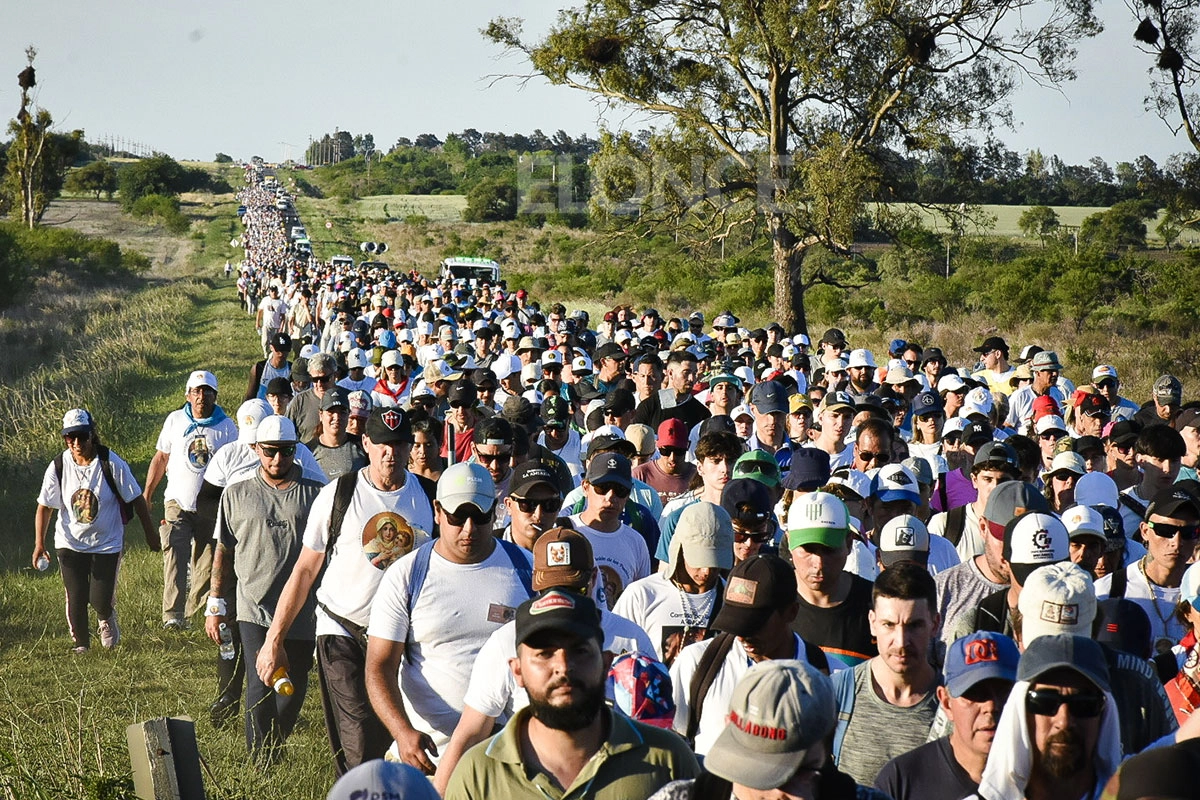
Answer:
[{"left": 2, "top": 0, "right": 1189, "bottom": 170}]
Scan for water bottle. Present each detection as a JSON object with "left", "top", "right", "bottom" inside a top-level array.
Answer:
[
  {"left": 271, "top": 667, "right": 294, "bottom": 696},
  {"left": 217, "top": 623, "right": 235, "bottom": 661},
  {"left": 35, "top": 554, "right": 50, "bottom": 572}
]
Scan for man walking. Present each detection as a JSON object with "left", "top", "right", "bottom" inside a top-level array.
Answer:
[{"left": 143, "top": 370, "right": 238, "bottom": 629}]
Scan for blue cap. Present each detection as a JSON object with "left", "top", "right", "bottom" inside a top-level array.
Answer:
[
  {"left": 888, "top": 338, "right": 908, "bottom": 356},
  {"left": 945, "top": 631, "right": 1020, "bottom": 697},
  {"left": 782, "top": 447, "right": 832, "bottom": 491},
  {"left": 912, "top": 390, "right": 944, "bottom": 417},
  {"left": 750, "top": 380, "right": 788, "bottom": 415}
]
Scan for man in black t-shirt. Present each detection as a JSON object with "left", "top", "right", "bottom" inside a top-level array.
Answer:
[
  {"left": 631, "top": 350, "right": 711, "bottom": 432},
  {"left": 874, "top": 631, "right": 1019, "bottom": 800},
  {"left": 785, "top": 491, "right": 877, "bottom": 670}
]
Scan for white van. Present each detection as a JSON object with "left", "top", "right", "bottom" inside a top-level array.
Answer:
[{"left": 439, "top": 256, "right": 500, "bottom": 287}]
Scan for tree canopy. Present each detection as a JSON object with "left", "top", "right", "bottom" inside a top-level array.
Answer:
[{"left": 486, "top": 0, "right": 1102, "bottom": 331}]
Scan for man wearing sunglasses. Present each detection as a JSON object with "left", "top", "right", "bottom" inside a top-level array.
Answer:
[
  {"left": 366, "top": 462, "right": 533, "bottom": 777},
  {"left": 1097, "top": 486, "right": 1200, "bottom": 654},
  {"left": 1103, "top": 420, "right": 1141, "bottom": 492},
  {"left": 852, "top": 418, "right": 898, "bottom": 474},
  {"left": 207, "top": 416, "right": 326, "bottom": 761},
  {"left": 1116, "top": 424, "right": 1187, "bottom": 542},
  {"left": 632, "top": 419, "right": 696, "bottom": 507},
  {"left": 501, "top": 463, "right": 564, "bottom": 552},
  {"left": 1090, "top": 365, "right": 1138, "bottom": 423},
  {"left": 721, "top": 478, "right": 780, "bottom": 564},
  {"left": 972, "top": 635, "right": 1120, "bottom": 800}
]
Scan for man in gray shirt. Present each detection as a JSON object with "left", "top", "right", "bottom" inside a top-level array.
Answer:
[
  {"left": 306, "top": 387, "right": 367, "bottom": 480},
  {"left": 205, "top": 415, "right": 326, "bottom": 763}
]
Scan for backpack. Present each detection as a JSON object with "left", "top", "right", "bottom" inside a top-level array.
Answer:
[
  {"left": 54, "top": 445, "right": 132, "bottom": 524},
  {"left": 943, "top": 505, "right": 968, "bottom": 547}
]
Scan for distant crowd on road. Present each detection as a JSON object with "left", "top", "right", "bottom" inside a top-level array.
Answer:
[{"left": 31, "top": 163, "right": 1200, "bottom": 800}]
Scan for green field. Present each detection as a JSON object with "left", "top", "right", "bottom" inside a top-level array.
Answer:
[{"left": 353, "top": 194, "right": 467, "bottom": 223}]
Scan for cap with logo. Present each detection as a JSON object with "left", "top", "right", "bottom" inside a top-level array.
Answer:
[
  {"left": 820, "top": 391, "right": 856, "bottom": 414},
  {"left": 269, "top": 332, "right": 292, "bottom": 351},
  {"left": 878, "top": 515, "right": 930, "bottom": 567},
  {"left": 62, "top": 408, "right": 95, "bottom": 437},
  {"left": 320, "top": 386, "right": 351, "bottom": 412},
  {"left": 1061, "top": 505, "right": 1107, "bottom": 545},
  {"left": 657, "top": 417, "right": 689, "bottom": 450},
  {"left": 871, "top": 464, "right": 921, "bottom": 505},
  {"left": 963, "top": 420, "right": 995, "bottom": 447},
  {"left": 346, "top": 348, "right": 370, "bottom": 370},
  {"left": 711, "top": 554, "right": 798, "bottom": 637},
  {"left": 585, "top": 452, "right": 633, "bottom": 489},
  {"left": 703, "top": 659, "right": 836, "bottom": 791},
  {"left": 721, "top": 479, "right": 774, "bottom": 526},
  {"left": 510, "top": 462, "right": 561, "bottom": 498},
  {"left": 542, "top": 394, "right": 571, "bottom": 428},
  {"left": 1002, "top": 511, "right": 1070, "bottom": 585},
  {"left": 1017, "top": 562, "right": 1097, "bottom": 645},
  {"left": 960, "top": 386, "right": 994, "bottom": 419},
  {"left": 515, "top": 589, "right": 603, "bottom": 647},
  {"left": 365, "top": 407, "right": 412, "bottom": 445},
  {"left": 325, "top": 760, "right": 439, "bottom": 800},
  {"left": 750, "top": 380, "right": 788, "bottom": 415},
  {"left": 943, "top": 631, "right": 1020, "bottom": 698},
  {"left": 437, "top": 462, "right": 496, "bottom": 514},
  {"left": 984, "top": 480, "right": 1051, "bottom": 530},
  {"left": 1155, "top": 374, "right": 1183, "bottom": 404},
  {"left": 912, "top": 390, "right": 944, "bottom": 417},
  {"left": 785, "top": 491, "right": 849, "bottom": 550},
  {"left": 1146, "top": 486, "right": 1200, "bottom": 520},
  {"left": 186, "top": 370, "right": 218, "bottom": 393},
  {"left": 670, "top": 502, "right": 735, "bottom": 572},
  {"left": 532, "top": 527, "right": 594, "bottom": 592}
]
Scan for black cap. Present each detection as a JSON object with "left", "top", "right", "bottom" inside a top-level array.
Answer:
[
  {"left": 510, "top": 462, "right": 561, "bottom": 498},
  {"left": 973, "top": 336, "right": 1008, "bottom": 354},
  {"left": 712, "top": 554, "right": 797, "bottom": 636},
  {"left": 447, "top": 380, "right": 478, "bottom": 407},
  {"left": 542, "top": 394, "right": 571, "bottom": 427},
  {"left": 720, "top": 479, "right": 774, "bottom": 525},
  {"left": 1105, "top": 420, "right": 1141, "bottom": 446},
  {"left": 320, "top": 387, "right": 350, "bottom": 411},
  {"left": 365, "top": 407, "right": 413, "bottom": 444},
  {"left": 820, "top": 328, "right": 847, "bottom": 346},
  {"left": 270, "top": 332, "right": 292, "bottom": 351},
  {"left": 584, "top": 451, "right": 633, "bottom": 488},
  {"left": 964, "top": 420, "right": 994, "bottom": 447},
  {"left": 1145, "top": 486, "right": 1200, "bottom": 520},
  {"left": 266, "top": 377, "right": 293, "bottom": 396},
  {"left": 595, "top": 342, "right": 627, "bottom": 361},
  {"left": 602, "top": 388, "right": 636, "bottom": 415},
  {"left": 515, "top": 590, "right": 603, "bottom": 647}
]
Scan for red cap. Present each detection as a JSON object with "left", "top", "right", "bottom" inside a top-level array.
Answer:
[
  {"left": 1031, "top": 394, "right": 1061, "bottom": 422},
  {"left": 657, "top": 418, "right": 688, "bottom": 450}
]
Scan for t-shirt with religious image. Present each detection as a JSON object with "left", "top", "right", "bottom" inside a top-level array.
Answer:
[
  {"left": 217, "top": 473, "right": 325, "bottom": 638},
  {"left": 462, "top": 606, "right": 655, "bottom": 722},
  {"left": 368, "top": 541, "right": 534, "bottom": 752},
  {"left": 303, "top": 469, "right": 434, "bottom": 638},
  {"left": 38, "top": 449, "right": 143, "bottom": 554},
  {"left": 568, "top": 514, "right": 653, "bottom": 610},
  {"left": 791, "top": 574, "right": 878, "bottom": 671},
  {"left": 612, "top": 572, "right": 722, "bottom": 666},
  {"left": 155, "top": 407, "right": 239, "bottom": 510}
]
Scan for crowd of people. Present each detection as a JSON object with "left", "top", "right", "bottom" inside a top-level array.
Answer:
[{"left": 31, "top": 165, "right": 1200, "bottom": 799}]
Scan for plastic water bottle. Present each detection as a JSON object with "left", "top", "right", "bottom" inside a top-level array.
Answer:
[
  {"left": 217, "top": 623, "right": 236, "bottom": 661},
  {"left": 35, "top": 554, "right": 50, "bottom": 572},
  {"left": 271, "top": 667, "right": 294, "bottom": 696}
]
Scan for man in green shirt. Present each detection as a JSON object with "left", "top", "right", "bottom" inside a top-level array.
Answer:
[{"left": 444, "top": 589, "right": 699, "bottom": 799}]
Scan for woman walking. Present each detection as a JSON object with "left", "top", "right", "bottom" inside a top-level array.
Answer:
[{"left": 33, "top": 409, "right": 158, "bottom": 653}]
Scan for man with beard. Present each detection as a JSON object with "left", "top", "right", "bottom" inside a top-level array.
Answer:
[
  {"left": 444, "top": 589, "right": 698, "bottom": 800},
  {"left": 875, "top": 632, "right": 1019, "bottom": 800},
  {"left": 970, "top": 635, "right": 1122, "bottom": 800}
]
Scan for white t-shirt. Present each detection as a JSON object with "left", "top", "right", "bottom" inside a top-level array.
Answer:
[
  {"left": 203, "top": 441, "right": 327, "bottom": 490},
  {"left": 369, "top": 542, "right": 533, "bottom": 749},
  {"left": 303, "top": 469, "right": 434, "bottom": 637},
  {"left": 338, "top": 375, "right": 377, "bottom": 394},
  {"left": 671, "top": 633, "right": 808, "bottom": 755},
  {"left": 1095, "top": 559, "right": 1185, "bottom": 650},
  {"left": 612, "top": 573, "right": 721, "bottom": 664},
  {"left": 538, "top": 428, "right": 583, "bottom": 479},
  {"left": 38, "top": 449, "right": 142, "bottom": 553},
  {"left": 154, "top": 408, "right": 239, "bottom": 510},
  {"left": 927, "top": 503, "right": 984, "bottom": 562},
  {"left": 805, "top": 440, "right": 854, "bottom": 470},
  {"left": 844, "top": 534, "right": 961, "bottom": 581},
  {"left": 568, "top": 514, "right": 652, "bottom": 609},
  {"left": 258, "top": 296, "right": 286, "bottom": 329},
  {"left": 462, "top": 607, "right": 654, "bottom": 720}
]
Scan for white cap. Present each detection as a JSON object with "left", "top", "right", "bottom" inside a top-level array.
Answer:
[
  {"left": 1035, "top": 415, "right": 1068, "bottom": 436},
  {"left": 734, "top": 365, "right": 756, "bottom": 385},
  {"left": 826, "top": 469, "right": 871, "bottom": 500},
  {"left": 1007, "top": 512, "right": 1070, "bottom": 568},
  {"left": 1062, "top": 505, "right": 1107, "bottom": 542},
  {"left": 1017, "top": 562, "right": 1096, "bottom": 645},
  {"left": 785, "top": 491, "right": 850, "bottom": 547},
  {"left": 347, "top": 348, "right": 370, "bottom": 369},
  {"left": 1092, "top": 365, "right": 1119, "bottom": 381},
  {"left": 572, "top": 355, "right": 593, "bottom": 374},
  {"left": 541, "top": 350, "right": 564, "bottom": 367},
  {"left": 942, "top": 417, "right": 969, "bottom": 438},
  {"left": 960, "top": 386, "right": 994, "bottom": 418},
  {"left": 1182, "top": 561, "right": 1200, "bottom": 606},
  {"left": 381, "top": 350, "right": 403, "bottom": 369},
  {"left": 326, "top": 759, "right": 439, "bottom": 800},
  {"left": 614, "top": 329, "right": 634, "bottom": 343},
  {"left": 730, "top": 403, "right": 754, "bottom": 421},
  {"left": 299, "top": 344, "right": 319, "bottom": 359},
  {"left": 846, "top": 349, "right": 876, "bottom": 369},
  {"left": 793, "top": 333, "right": 811, "bottom": 347},
  {"left": 1074, "top": 471, "right": 1119, "bottom": 508},
  {"left": 822, "top": 357, "right": 849, "bottom": 372},
  {"left": 878, "top": 515, "right": 931, "bottom": 567},
  {"left": 255, "top": 415, "right": 299, "bottom": 445},
  {"left": 186, "top": 370, "right": 218, "bottom": 393},
  {"left": 1048, "top": 451, "right": 1087, "bottom": 477},
  {"left": 235, "top": 399, "right": 273, "bottom": 445},
  {"left": 437, "top": 462, "right": 496, "bottom": 513},
  {"left": 491, "top": 354, "right": 521, "bottom": 381},
  {"left": 937, "top": 374, "right": 967, "bottom": 393}
]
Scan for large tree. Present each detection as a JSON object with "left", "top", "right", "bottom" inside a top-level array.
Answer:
[{"left": 486, "top": 0, "right": 1100, "bottom": 331}]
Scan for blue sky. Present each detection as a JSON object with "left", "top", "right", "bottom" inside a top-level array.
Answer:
[{"left": 3, "top": 0, "right": 1187, "bottom": 170}]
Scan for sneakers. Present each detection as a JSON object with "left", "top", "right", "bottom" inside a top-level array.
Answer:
[
  {"left": 70, "top": 645, "right": 88, "bottom": 655},
  {"left": 162, "top": 619, "right": 187, "bottom": 632},
  {"left": 99, "top": 613, "right": 120, "bottom": 649}
]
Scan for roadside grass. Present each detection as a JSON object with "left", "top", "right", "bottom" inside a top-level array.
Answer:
[{"left": 0, "top": 200, "right": 335, "bottom": 800}]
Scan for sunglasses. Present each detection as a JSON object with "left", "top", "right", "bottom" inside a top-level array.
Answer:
[
  {"left": 443, "top": 504, "right": 494, "bottom": 527},
  {"left": 64, "top": 431, "right": 92, "bottom": 442},
  {"left": 513, "top": 496, "right": 563, "bottom": 514},
  {"left": 733, "top": 531, "right": 774, "bottom": 544},
  {"left": 857, "top": 450, "right": 891, "bottom": 465},
  {"left": 1025, "top": 688, "right": 1105, "bottom": 718},
  {"left": 475, "top": 451, "right": 512, "bottom": 465},
  {"left": 1038, "top": 432, "right": 1064, "bottom": 441},
  {"left": 1146, "top": 520, "right": 1200, "bottom": 541},
  {"left": 591, "top": 482, "right": 631, "bottom": 498},
  {"left": 449, "top": 401, "right": 475, "bottom": 410},
  {"left": 259, "top": 445, "right": 297, "bottom": 458},
  {"left": 311, "top": 375, "right": 334, "bottom": 385},
  {"left": 659, "top": 447, "right": 685, "bottom": 458}
]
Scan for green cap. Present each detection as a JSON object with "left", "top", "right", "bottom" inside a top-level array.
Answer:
[{"left": 785, "top": 491, "right": 849, "bottom": 550}]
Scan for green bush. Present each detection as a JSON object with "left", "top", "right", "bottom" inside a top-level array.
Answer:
[{"left": 128, "top": 194, "right": 190, "bottom": 233}]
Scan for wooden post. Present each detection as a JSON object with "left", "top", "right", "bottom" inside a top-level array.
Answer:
[{"left": 126, "top": 717, "right": 207, "bottom": 800}]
